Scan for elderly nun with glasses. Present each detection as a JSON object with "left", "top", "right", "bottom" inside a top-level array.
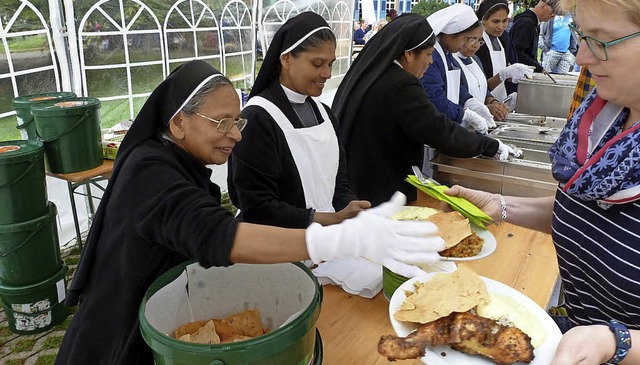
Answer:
[
  {"left": 228, "top": 12, "right": 371, "bottom": 229},
  {"left": 56, "top": 60, "right": 445, "bottom": 364},
  {"left": 446, "top": 0, "right": 640, "bottom": 364},
  {"left": 333, "top": 13, "right": 514, "bottom": 208}
]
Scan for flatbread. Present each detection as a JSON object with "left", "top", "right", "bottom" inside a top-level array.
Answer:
[
  {"left": 178, "top": 320, "right": 221, "bottom": 344},
  {"left": 394, "top": 266, "right": 489, "bottom": 324},
  {"left": 427, "top": 211, "right": 472, "bottom": 249}
]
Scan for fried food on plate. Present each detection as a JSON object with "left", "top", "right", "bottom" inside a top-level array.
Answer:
[
  {"left": 394, "top": 266, "right": 489, "bottom": 324},
  {"left": 381, "top": 268, "right": 537, "bottom": 364},
  {"left": 392, "top": 208, "right": 485, "bottom": 258},
  {"left": 378, "top": 312, "right": 535, "bottom": 364}
]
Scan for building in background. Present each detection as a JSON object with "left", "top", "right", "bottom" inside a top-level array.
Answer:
[{"left": 354, "top": 0, "right": 480, "bottom": 23}]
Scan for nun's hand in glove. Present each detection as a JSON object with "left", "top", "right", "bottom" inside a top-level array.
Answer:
[
  {"left": 464, "top": 98, "right": 496, "bottom": 128},
  {"left": 494, "top": 139, "right": 521, "bottom": 160},
  {"left": 498, "top": 63, "right": 534, "bottom": 84},
  {"left": 462, "top": 108, "right": 489, "bottom": 135},
  {"left": 305, "top": 192, "right": 445, "bottom": 273}
]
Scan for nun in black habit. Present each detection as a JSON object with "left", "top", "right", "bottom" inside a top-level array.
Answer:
[
  {"left": 333, "top": 14, "right": 513, "bottom": 207},
  {"left": 228, "top": 12, "right": 370, "bottom": 228},
  {"left": 55, "top": 60, "right": 444, "bottom": 364}
]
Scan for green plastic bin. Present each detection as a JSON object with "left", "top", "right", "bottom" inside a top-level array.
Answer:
[
  {"left": 0, "top": 264, "right": 69, "bottom": 335},
  {"left": 0, "top": 203, "right": 62, "bottom": 286},
  {"left": 31, "top": 97, "right": 102, "bottom": 173},
  {"left": 12, "top": 92, "right": 77, "bottom": 140},
  {"left": 140, "top": 262, "right": 323, "bottom": 365},
  {"left": 0, "top": 140, "right": 47, "bottom": 224}
]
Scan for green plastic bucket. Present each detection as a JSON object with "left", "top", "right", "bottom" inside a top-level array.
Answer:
[
  {"left": 382, "top": 266, "right": 409, "bottom": 301},
  {"left": 0, "top": 202, "right": 62, "bottom": 286},
  {"left": 0, "top": 264, "right": 69, "bottom": 335},
  {"left": 0, "top": 140, "right": 47, "bottom": 224},
  {"left": 31, "top": 97, "right": 102, "bottom": 174},
  {"left": 12, "top": 92, "right": 77, "bottom": 140},
  {"left": 140, "top": 262, "right": 323, "bottom": 365}
]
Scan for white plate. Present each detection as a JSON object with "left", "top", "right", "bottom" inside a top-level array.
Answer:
[
  {"left": 388, "top": 274, "right": 562, "bottom": 365},
  {"left": 439, "top": 226, "right": 497, "bottom": 262}
]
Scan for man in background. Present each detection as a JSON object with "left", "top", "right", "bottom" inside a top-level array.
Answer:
[
  {"left": 539, "top": 12, "right": 577, "bottom": 74},
  {"left": 509, "top": 0, "right": 560, "bottom": 72}
]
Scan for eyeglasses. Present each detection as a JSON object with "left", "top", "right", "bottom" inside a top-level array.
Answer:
[
  {"left": 464, "top": 36, "right": 485, "bottom": 46},
  {"left": 195, "top": 112, "right": 247, "bottom": 133},
  {"left": 569, "top": 22, "right": 640, "bottom": 61}
]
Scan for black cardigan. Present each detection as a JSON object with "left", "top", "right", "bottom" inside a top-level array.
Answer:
[
  {"left": 342, "top": 64, "right": 499, "bottom": 206},
  {"left": 228, "top": 81, "right": 357, "bottom": 228}
]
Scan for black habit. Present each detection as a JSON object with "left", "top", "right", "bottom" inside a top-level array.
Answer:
[
  {"left": 341, "top": 64, "right": 499, "bottom": 206},
  {"left": 56, "top": 60, "right": 238, "bottom": 365},
  {"left": 228, "top": 80, "right": 356, "bottom": 228}
]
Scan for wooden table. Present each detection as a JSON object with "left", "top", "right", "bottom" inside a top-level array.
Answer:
[
  {"left": 47, "top": 159, "right": 114, "bottom": 249},
  {"left": 316, "top": 191, "right": 559, "bottom": 365}
]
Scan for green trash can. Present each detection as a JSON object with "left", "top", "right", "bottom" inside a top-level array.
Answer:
[
  {"left": 0, "top": 202, "right": 62, "bottom": 286},
  {"left": 0, "top": 140, "right": 47, "bottom": 224},
  {"left": 0, "top": 264, "right": 69, "bottom": 335},
  {"left": 31, "top": 97, "right": 102, "bottom": 174},
  {"left": 12, "top": 92, "right": 77, "bottom": 140},
  {"left": 140, "top": 262, "right": 323, "bottom": 365}
]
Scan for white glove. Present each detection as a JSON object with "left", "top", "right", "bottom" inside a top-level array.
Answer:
[
  {"left": 504, "top": 92, "right": 518, "bottom": 110},
  {"left": 464, "top": 98, "right": 496, "bottom": 129},
  {"left": 461, "top": 108, "right": 489, "bottom": 135},
  {"left": 498, "top": 63, "right": 534, "bottom": 84},
  {"left": 494, "top": 139, "right": 520, "bottom": 160},
  {"left": 305, "top": 192, "right": 445, "bottom": 273}
]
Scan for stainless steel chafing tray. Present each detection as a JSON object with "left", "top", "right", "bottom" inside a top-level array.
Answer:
[
  {"left": 430, "top": 114, "right": 567, "bottom": 198},
  {"left": 516, "top": 73, "right": 578, "bottom": 119}
]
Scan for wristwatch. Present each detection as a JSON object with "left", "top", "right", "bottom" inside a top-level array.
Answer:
[{"left": 607, "top": 319, "right": 631, "bottom": 364}]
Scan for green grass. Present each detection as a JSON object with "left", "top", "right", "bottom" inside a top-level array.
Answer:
[
  {"left": 51, "top": 316, "right": 73, "bottom": 331},
  {"left": 41, "top": 336, "right": 64, "bottom": 350},
  {"left": 35, "top": 354, "right": 57, "bottom": 365},
  {"left": 13, "top": 338, "right": 36, "bottom": 353},
  {"left": 64, "top": 256, "right": 79, "bottom": 266},
  {"left": 0, "top": 325, "right": 12, "bottom": 338},
  {"left": 5, "top": 359, "right": 26, "bottom": 365},
  {"left": 0, "top": 35, "right": 47, "bottom": 52}
]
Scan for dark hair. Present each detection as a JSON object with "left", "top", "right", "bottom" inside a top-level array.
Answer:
[
  {"left": 288, "top": 28, "right": 336, "bottom": 57},
  {"left": 482, "top": 4, "right": 509, "bottom": 20},
  {"left": 275, "top": 28, "right": 336, "bottom": 76}
]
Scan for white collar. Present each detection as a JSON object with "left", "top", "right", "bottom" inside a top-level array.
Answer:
[
  {"left": 393, "top": 60, "right": 403, "bottom": 69},
  {"left": 280, "top": 84, "right": 307, "bottom": 104}
]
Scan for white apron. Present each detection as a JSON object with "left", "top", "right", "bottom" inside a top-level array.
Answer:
[
  {"left": 434, "top": 42, "right": 461, "bottom": 104},
  {"left": 244, "top": 96, "right": 339, "bottom": 213},
  {"left": 483, "top": 31, "right": 508, "bottom": 101},
  {"left": 454, "top": 53, "right": 488, "bottom": 102}
]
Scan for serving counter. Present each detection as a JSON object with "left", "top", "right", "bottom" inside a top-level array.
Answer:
[{"left": 316, "top": 191, "right": 559, "bottom": 365}]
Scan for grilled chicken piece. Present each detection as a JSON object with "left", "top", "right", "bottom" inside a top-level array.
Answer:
[{"left": 378, "top": 312, "right": 535, "bottom": 364}]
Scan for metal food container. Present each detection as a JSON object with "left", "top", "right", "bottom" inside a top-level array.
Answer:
[
  {"left": 431, "top": 114, "right": 567, "bottom": 198},
  {"left": 516, "top": 73, "right": 577, "bottom": 119}
]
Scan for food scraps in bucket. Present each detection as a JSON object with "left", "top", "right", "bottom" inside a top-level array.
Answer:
[
  {"left": 379, "top": 268, "right": 536, "bottom": 364},
  {"left": 29, "top": 96, "right": 56, "bottom": 101},
  {"left": 174, "top": 309, "right": 269, "bottom": 344},
  {"left": 0, "top": 146, "right": 20, "bottom": 154}
]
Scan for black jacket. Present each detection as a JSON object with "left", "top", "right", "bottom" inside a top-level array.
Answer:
[
  {"left": 56, "top": 139, "right": 238, "bottom": 365},
  {"left": 509, "top": 9, "right": 544, "bottom": 72},
  {"left": 342, "top": 64, "right": 499, "bottom": 206},
  {"left": 228, "top": 80, "right": 357, "bottom": 228}
]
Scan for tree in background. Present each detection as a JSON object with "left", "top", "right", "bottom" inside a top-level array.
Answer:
[
  {"left": 410, "top": 0, "right": 449, "bottom": 18},
  {"left": 386, "top": 9, "right": 398, "bottom": 20}
]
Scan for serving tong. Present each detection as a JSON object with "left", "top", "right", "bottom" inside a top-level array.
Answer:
[{"left": 411, "top": 165, "right": 439, "bottom": 186}]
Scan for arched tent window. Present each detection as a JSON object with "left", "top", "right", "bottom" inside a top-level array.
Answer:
[
  {"left": 164, "top": 0, "right": 222, "bottom": 75},
  {"left": 77, "top": 0, "right": 165, "bottom": 127},
  {"left": 220, "top": 0, "right": 254, "bottom": 89},
  {"left": 259, "top": 0, "right": 299, "bottom": 53},
  {"left": 0, "top": 1, "right": 59, "bottom": 127},
  {"left": 331, "top": 1, "right": 352, "bottom": 79}
]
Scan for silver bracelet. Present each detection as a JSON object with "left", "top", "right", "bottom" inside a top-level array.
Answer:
[{"left": 497, "top": 194, "right": 507, "bottom": 222}]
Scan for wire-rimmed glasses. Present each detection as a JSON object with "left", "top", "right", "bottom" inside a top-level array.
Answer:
[
  {"left": 464, "top": 36, "right": 486, "bottom": 46},
  {"left": 195, "top": 112, "right": 248, "bottom": 133},
  {"left": 569, "top": 22, "right": 640, "bottom": 61}
]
